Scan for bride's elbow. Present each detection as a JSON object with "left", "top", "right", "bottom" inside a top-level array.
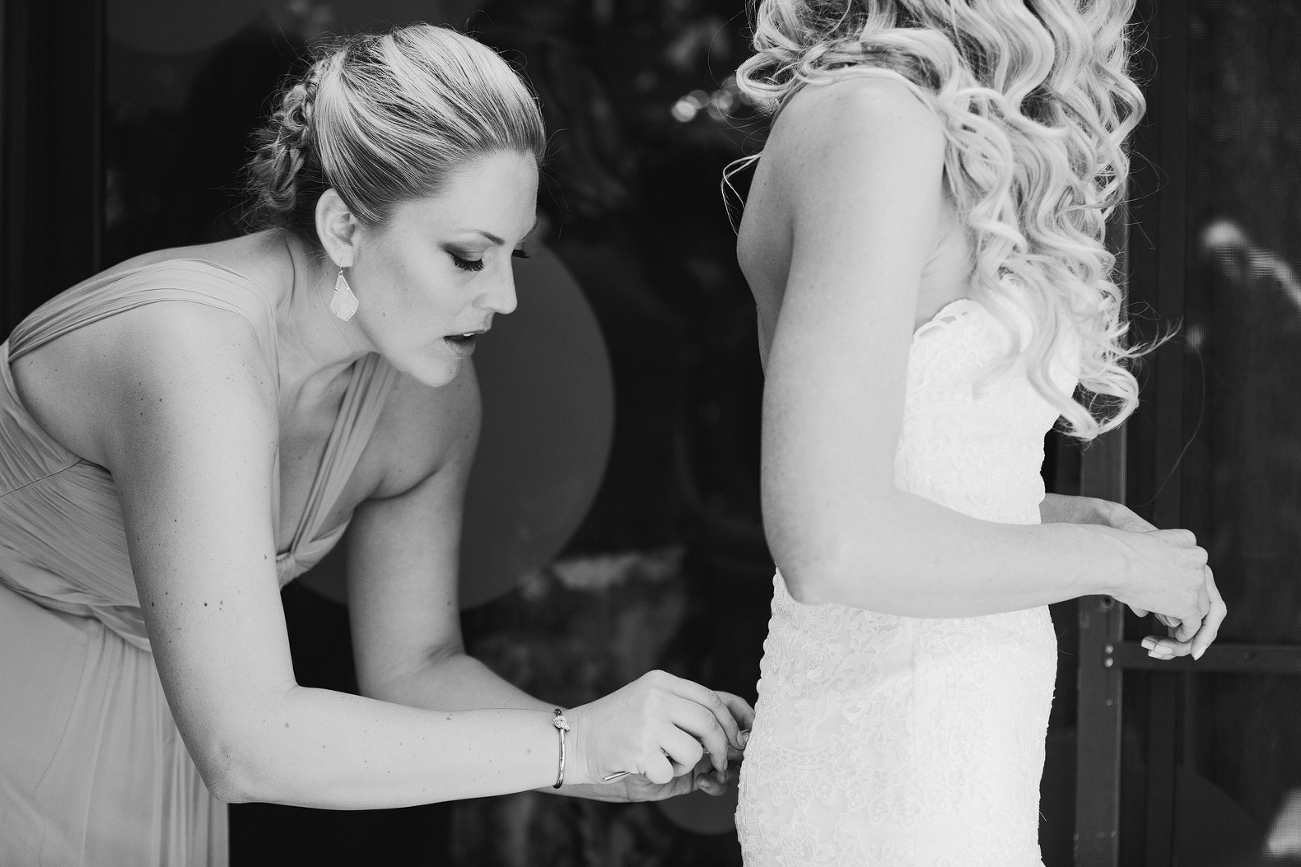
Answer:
[
  {"left": 768, "top": 495, "right": 906, "bottom": 607},
  {"left": 772, "top": 534, "right": 877, "bottom": 606},
  {"left": 764, "top": 482, "right": 907, "bottom": 605}
]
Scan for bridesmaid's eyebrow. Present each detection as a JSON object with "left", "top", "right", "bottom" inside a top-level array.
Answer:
[{"left": 458, "top": 217, "right": 540, "bottom": 247}]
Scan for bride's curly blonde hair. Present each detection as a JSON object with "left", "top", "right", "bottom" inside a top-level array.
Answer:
[{"left": 735, "top": 0, "right": 1146, "bottom": 439}]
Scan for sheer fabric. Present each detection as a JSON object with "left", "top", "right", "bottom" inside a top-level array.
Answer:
[{"left": 0, "top": 261, "right": 397, "bottom": 866}]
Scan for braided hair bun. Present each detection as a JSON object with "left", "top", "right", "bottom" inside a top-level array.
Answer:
[{"left": 244, "top": 24, "right": 545, "bottom": 243}]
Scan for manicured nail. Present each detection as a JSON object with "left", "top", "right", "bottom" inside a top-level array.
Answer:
[
  {"left": 1141, "top": 637, "right": 1157, "bottom": 650},
  {"left": 739, "top": 730, "right": 751, "bottom": 748},
  {"left": 1193, "top": 648, "right": 1205, "bottom": 661}
]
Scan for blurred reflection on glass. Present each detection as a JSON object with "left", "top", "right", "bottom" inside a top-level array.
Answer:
[{"left": 1181, "top": 0, "right": 1301, "bottom": 858}]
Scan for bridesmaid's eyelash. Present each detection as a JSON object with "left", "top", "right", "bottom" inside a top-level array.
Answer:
[
  {"left": 452, "top": 249, "right": 529, "bottom": 271},
  {"left": 451, "top": 254, "right": 484, "bottom": 273}
]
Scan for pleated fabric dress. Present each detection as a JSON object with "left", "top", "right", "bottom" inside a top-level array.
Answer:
[{"left": 0, "top": 260, "right": 398, "bottom": 866}]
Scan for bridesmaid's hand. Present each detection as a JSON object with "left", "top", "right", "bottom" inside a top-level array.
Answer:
[
  {"left": 563, "top": 674, "right": 753, "bottom": 799},
  {"left": 570, "top": 752, "right": 742, "bottom": 803}
]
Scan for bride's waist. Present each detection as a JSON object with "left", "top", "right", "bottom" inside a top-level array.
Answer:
[
  {"left": 764, "top": 572, "right": 1054, "bottom": 643},
  {"left": 890, "top": 469, "right": 1046, "bottom": 525},
  {"left": 758, "top": 580, "right": 1057, "bottom": 701},
  {"left": 893, "top": 416, "right": 1050, "bottom": 520}
]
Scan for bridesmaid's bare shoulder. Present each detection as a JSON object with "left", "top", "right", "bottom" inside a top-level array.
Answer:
[{"left": 100, "top": 230, "right": 293, "bottom": 298}]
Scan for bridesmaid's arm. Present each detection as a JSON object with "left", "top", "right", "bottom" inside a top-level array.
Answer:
[
  {"left": 343, "top": 363, "right": 547, "bottom": 713},
  {"left": 88, "top": 305, "right": 740, "bottom": 809},
  {"left": 755, "top": 76, "right": 1215, "bottom": 631},
  {"left": 95, "top": 306, "right": 564, "bottom": 807},
  {"left": 344, "top": 364, "right": 749, "bottom": 802}
]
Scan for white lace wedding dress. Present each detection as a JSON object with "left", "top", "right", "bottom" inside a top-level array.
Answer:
[{"left": 735, "top": 295, "right": 1078, "bottom": 866}]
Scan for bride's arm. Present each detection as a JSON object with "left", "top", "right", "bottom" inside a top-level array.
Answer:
[
  {"left": 1040, "top": 493, "right": 1152, "bottom": 531},
  {"left": 757, "top": 77, "right": 1216, "bottom": 638}
]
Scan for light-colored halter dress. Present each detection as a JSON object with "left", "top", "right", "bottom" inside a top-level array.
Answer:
[
  {"left": 736, "top": 294, "right": 1079, "bottom": 866},
  {"left": 0, "top": 260, "right": 397, "bottom": 866}
]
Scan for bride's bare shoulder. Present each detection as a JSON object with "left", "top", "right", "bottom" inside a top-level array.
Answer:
[
  {"left": 742, "top": 73, "right": 946, "bottom": 255},
  {"left": 763, "top": 73, "right": 945, "bottom": 175}
]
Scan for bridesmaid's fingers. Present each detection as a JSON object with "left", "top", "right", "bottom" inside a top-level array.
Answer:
[
  {"left": 664, "top": 675, "right": 745, "bottom": 749},
  {"left": 660, "top": 726, "right": 707, "bottom": 778},
  {"left": 717, "top": 691, "right": 756, "bottom": 734},
  {"left": 641, "top": 750, "right": 675, "bottom": 786},
  {"left": 668, "top": 697, "right": 731, "bottom": 773}
]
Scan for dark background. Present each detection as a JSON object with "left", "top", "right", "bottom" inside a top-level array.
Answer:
[{"left": 6, "top": 1, "right": 1301, "bottom": 865}]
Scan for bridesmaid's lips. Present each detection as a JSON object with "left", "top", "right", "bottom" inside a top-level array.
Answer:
[{"left": 443, "top": 331, "right": 482, "bottom": 358}]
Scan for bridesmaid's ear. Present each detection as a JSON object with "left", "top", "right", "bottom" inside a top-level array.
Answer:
[{"left": 315, "top": 188, "right": 360, "bottom": 269}]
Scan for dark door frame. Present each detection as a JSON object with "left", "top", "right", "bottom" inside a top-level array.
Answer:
[
  {"left": 0, "top": 0, "right": 106, "bottom": 336},
  {"left": 1074, "top": 1, "right": 1301, "bottom": 864}
]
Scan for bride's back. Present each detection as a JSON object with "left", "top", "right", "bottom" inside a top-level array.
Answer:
[{"left": 737, "top": 75, "right": 975, "bottom": 370}]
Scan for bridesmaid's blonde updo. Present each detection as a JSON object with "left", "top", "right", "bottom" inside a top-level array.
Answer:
[{"left": 246, "top": 23, "right": 546, "bottom": 241}]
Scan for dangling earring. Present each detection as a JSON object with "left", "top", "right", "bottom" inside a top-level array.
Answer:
[{"left": 329, "top": 267, "right": 359, "bottom": 322}]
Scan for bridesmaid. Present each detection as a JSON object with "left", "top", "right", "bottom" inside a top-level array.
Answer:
[{"left": 0, "top": 24, "right": 750, "bottom": 867}]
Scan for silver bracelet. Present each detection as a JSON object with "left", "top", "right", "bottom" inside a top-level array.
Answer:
[{"left": 552, "top": 708, "right": 569, "bottom": 789}]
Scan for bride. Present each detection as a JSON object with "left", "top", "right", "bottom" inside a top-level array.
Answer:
[{"left": 731, "top": 1, "right": 1226, "bottom": 863}]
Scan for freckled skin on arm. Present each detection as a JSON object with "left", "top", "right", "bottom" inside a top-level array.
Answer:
[
  {"left": 340, "top": 363, "right": 749, "bottom": 801},
  {"left": 345, "top": 362, "right": 564, "bottom": 713},
  {"left": 38, "top": 302, "right": 563, "bottom": 808}
]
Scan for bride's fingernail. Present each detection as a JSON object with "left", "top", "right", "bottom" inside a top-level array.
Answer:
[
  {"left": 1141, "top": 637, "right": 1156, "bottom": 650},
  {"left": 739, "top": 730, "right": 751, "bottom": 748}
]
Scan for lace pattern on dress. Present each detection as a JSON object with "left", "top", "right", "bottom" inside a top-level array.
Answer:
[{"left": 736, "top": 299, "right": 1077, "bottom": 866}]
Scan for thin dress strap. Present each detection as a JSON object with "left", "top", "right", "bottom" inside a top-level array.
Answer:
[
  {"left": 275, "top": 353, "right": 399, "bottom": 582},
  {"left": 8, "top": 259, "right": 279, "bottom": 376},
  {"left": 5, "top": 257, "right": 398, "bottom": 585}
]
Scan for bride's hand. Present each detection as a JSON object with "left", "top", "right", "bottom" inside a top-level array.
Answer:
[
  {"left": 1051, "top": 497, "right": 1230, "bottom": 658},
  {"left": 564, "top": 673, "right": 753, "bottom": 796},
  {"left": 1083, "top": 502, "right": 1175, "bottom": 623},
  {"left": 1040, "top": 493, "right": 1150, "bottom": 529},
  {"left": 1108, "top": 528, "right": 1226, "bottom": 660},
  {"left": 1140, "top": 565, "right": 1227, "bottom": 662},
  {"left": 1041, "top": 495, "right": 1184, "bottom": 626}
]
